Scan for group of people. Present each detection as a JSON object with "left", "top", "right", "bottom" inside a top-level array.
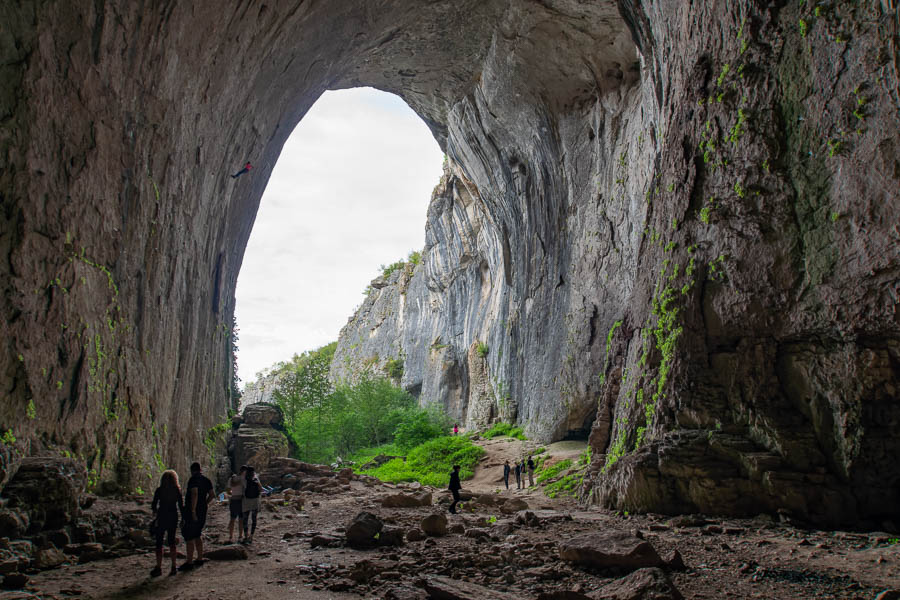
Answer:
[
  {"left": 149, "top": 461, "right": 262, "bottom": 577},
  {"left": 502, "top": 456, "right": 534, "bottom": 490}
]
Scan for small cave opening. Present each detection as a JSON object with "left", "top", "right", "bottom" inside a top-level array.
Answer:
[{"left": 562, "top": 408, "right": 597, "bottom": 441}]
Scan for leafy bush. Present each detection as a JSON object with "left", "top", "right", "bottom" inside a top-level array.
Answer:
[
  {"left": 380, "top": 260, "right": 407, "bottom": 278},
  {"left": 407, "top": 250, "right": 422, "bottom": 266},
  {"left": 483, "top": 422, "right": 526, "bottom": 440},
  {"left": 393, "top": 404, "right": 452, "bottom": 453},
  {"left": 384, "top": 357, "right": 404, "bottom": 380},
  {"left": 476, "top": 341, "right": 489, "bottom": 357}
]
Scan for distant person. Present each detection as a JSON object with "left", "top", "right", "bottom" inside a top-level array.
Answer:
[
  {"left": 503, "top": 460, "right": 510, "bottom": 490},
  {"left": 520, "top": 460, "right": 527, "bottom": 486},
  {"left": 514, "top": 461, "right": 522, "bottom": 489},
  {"left": 227, "top": 466, "right": 247, "bottom": 543},
  {"left": 150, "top": 470, "right": 184, "bottom": 577},
  {"left": 230, "top": 161, "right": 253, "bottom": 178},
  {"left": 242, "top": 465, "right": 262, "bottom": 543},
  {"left": 180, "top": 462, "right": 214, "bottom": 570},
  {"left": 453, "top": 424, "right": 459, "bottom": 435},
  {"left": 448, "top": 465, "right": 462, "bottom": 514},
  {"left": 527, "top": 456, "right": 535, "bottom": 487}
]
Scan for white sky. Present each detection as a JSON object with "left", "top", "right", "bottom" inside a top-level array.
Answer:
[{"left": 235, "top": 87, "right": 444, "bottom": 385}]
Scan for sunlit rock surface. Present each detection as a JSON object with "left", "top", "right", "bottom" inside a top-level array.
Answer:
[{"left": 2, "top": 1, "right": 898, "bottom": 525}]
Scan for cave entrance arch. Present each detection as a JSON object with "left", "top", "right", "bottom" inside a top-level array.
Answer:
[
  {"left": 235, "top": 87, "right": 443, "bottom": 386},
  {"left": 0, "top": 0, "right": 641, "bottom": 498}
]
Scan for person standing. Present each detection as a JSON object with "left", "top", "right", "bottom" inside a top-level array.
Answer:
[
  {"left": 448, "top": 465, "right": 462, "bottom": 514},
  {"left": 453, "top": 424, "right": 459, "bottom": 435},
  {"left": 527, "top": 456, "right": 535, "bottom": 487},
  {"left": 150, "top": 470, "right": 184, "bottom": 577},
  {"left": 502, "top": 460, "right": 511, "bottom": 490},
  {"left": 241, "top": 465, "right": 262, "bottom": 543},
  {"left": 180, "top": 462, "right": 214, "bottom": 570},
  {"left": 227, "top": 466, "right": 246, "bottom": 543},
  {"left": 514, "top": 460, "right": 522, "bottom": 489}
]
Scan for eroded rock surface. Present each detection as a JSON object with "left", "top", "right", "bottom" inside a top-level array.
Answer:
[{"left": 1, "top": 1, "right": 898, "bottom": 527}]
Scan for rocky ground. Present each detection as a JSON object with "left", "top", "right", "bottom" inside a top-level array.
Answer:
[{"left": 7, "top": 437, "right": 900, "bottom": 600}]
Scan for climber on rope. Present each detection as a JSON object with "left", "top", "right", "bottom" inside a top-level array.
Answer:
[{"left": 230, "top": 161, "right": 253, "bottom": 178}]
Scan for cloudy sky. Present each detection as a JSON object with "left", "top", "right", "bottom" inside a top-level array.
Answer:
[{"left": 234, "top": 87, "right": 444, "bottom": 384}]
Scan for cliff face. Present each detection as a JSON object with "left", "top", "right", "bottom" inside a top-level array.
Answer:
[{"left": 2, "top": 1, "right": 898, "bottom": 525}]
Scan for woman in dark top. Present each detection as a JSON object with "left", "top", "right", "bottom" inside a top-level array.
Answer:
[{"left": 151, "top": 469, "right": 184, "bottom": 577}]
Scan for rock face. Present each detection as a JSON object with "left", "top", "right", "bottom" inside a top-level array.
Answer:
[
  {"left": 1, "top": 1, "right": 898, "bottom": 527},
  {"left": 228, "top": 403, "right": 289, "bottom": 479},
  {"left": 0, "top": 458, "right": 85, "bottom": 532}
]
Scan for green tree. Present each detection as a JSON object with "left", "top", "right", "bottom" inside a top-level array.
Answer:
[{"left": 273, "top": 343, "right": 336, "bottom": 458}]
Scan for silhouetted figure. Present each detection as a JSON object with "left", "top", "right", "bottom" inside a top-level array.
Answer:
[
  {"left": 503, "top": 460, "right": 511, "bottom": 490},
  {"left": 180, "top": 462, "right": 214, "bottom": 571},
  {"left": 231, "top": 162, "right": 253, "bottom": 178},
  {"left": 448, "top": 465, "right": 462, "bottom": 514},
  {"left": 150, "top": 470, "right": 184, "bottom": 577},
  {"left": 527, "top": 456, "right": 535, "bottom": 487},
  {"left": 514, "top": 461, "right": 522, "bottom": 489},
  {"left": 242, "top": 465, "right": 262, "bottom": 543}
]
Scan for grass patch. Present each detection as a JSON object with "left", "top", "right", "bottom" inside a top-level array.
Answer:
[
  {"left": 536, "top": 458, "right": 573, "bottom": 484},
  {"left": 359, "top": 435, "right": 485, "bottom": 488},
  {"left": 483, "top": 422, "right": 526, "bottom": 440}
]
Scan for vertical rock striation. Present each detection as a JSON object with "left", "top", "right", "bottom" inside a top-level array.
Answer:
[{"left": 1, "top": 1, "right": 897, "bottom": 525}]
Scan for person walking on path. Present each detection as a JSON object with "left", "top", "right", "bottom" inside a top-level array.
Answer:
[
  {"left": 231, "top": 162, "right": 252, "bottom": 178},
  {"left": 527, "top": 456, "right": 535, "bottom": 487},
  {"left": 514, "top": 461, "right": 522, "bottom": 489},
  {"left": 180, "top": 462, "right": 214, "bottom": 571},
  {"left": 227, "top": 466, "right": 246, "bottom": 543},
  {"left": 150, "top": 470, "right": 184, "bottom": 577},
  {"left": 242, "top": 465, "right": 262, "bottom": 543},
  {"left": 448, "top": 465, "right": 462, "bottom": 514},
  {"left": 503, "top": 460, "right": 511, "bottom": 490}
]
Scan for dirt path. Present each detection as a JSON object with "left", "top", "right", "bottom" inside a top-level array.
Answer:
[
  {"left": 465, "top": 435, "right": 588, "bottom": 495},
  {"left": 24, "top": 437, "right": 900, "bottom": 599}
]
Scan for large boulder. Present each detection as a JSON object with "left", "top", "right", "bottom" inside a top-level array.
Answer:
[
  {"left": 233, "top": 425, "right": 289, "bottom": 476},
  {"left": 420, "top": 514, "right": 448, "bottom": 537},
  {"left": 242, "top": 403, "right": 284, "bottom": 427},
  {"left": 1, "top": 458, "right": 86, "bottom": 532},
  {"left": 346, "top": 512, "right": 383, "bottom": 549},
  {"left": 32, "top": 548, "right": 67, "bottom": 570},
  {"left": 558, "top": 532, "right": 664, "bottom": 571},
  {"left": 591, "top": 567, "right": 684, "bottom": 600}
]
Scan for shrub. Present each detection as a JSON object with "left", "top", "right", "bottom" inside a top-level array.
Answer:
[
  {"left": 483, "top": 422, "right": 526, "bottom": 440},
  {"left": 393, "top": 405, "right": 451, "bottom": 453},
  {"left": 476, "top": 342, "right": 489, "bottom": 357},
  {"left": 406, "top": 436, "right": 485, "bottom": 486},
  {"left": 380, "top": 260, "right": 407, "bottom": 278},
  {"left": 384, "top": 357, "right": 404, "bottom": 380},
  {"left": 483, "top": 422, "right": 512, "bottom": 439},
  {"left": 407, "top": 250, "right": 422, "bottom": 266}
]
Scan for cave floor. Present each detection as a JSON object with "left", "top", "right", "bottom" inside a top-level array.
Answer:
[{"left": 25, "top": 438, "right": 900, "bottom": 599}]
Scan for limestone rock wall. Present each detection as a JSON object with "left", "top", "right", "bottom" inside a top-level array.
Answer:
[{"left": 2, "top": 1, "right": 898, "bottom": 525}]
